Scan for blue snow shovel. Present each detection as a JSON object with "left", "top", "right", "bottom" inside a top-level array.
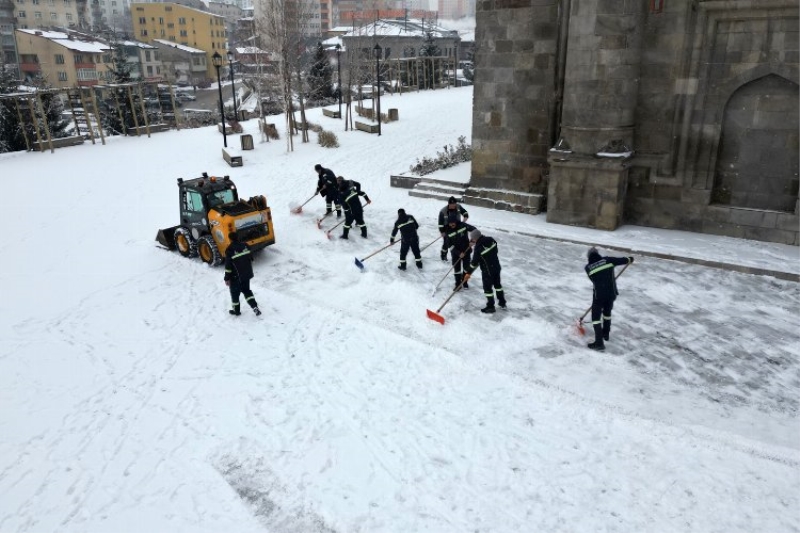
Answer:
[{"left": 355, "top": 240, "right": 399, "bottom": 270}]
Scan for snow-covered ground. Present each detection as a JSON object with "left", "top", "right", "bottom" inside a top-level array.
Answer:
[{"left": 1, "top": 87, "right": 798, "bottom": 533}]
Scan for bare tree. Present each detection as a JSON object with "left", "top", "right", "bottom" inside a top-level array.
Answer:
[{"left": 255, "top": 0, "right": 318, "bottom": 151}]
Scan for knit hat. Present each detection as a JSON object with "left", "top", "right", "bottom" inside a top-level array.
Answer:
[
  {"left": 398, "top": 208, "right": 406, "bottom": 216},
  {"left": 448, "top": 196, "right": 457, "bottom": 204},
  {"left": 469, "top": 229, "right": 481, "bottom": 242}
]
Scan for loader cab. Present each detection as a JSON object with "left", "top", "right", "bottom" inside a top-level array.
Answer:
[{"left": 177, "top": 175, "right": 237, "bottom": 230}]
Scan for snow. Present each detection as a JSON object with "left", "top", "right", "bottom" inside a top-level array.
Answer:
[{"left": 1, "top": 87, "right": 799, "bottom": 533}]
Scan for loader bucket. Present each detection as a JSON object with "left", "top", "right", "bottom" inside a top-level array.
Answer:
[{"left": 156, "top": 226, "right": 179, "bottom": 250}]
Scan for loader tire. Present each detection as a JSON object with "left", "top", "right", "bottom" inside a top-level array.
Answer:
[
  {"left": 198, "top": 235, "right": 223, "bottom": 266},
  {"left": 174, "top": 227, "right": 197, "bottom": 258}
]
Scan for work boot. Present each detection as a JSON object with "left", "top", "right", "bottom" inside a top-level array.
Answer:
[
  {"left": 454, "top": 274, "right": 462, "bottom": 289},
  {"left": 603, "top": 321, "right": 611, "bottom": 342},
  {"left": 253, "top": 307, "right": 262, "bottom": 316},
  {"left": 498, "top": 297, "right": 507, "bottom": 309},
  {"left": 398, "top": 264, "right": 406, "bottom": 271},
  {"left": 325, "top": 208, "right": 332, "bottom": 214},
  {"left": 361, "top": 227, "right": 368, "bottom": 238},
  {"left": 463, "top": 281, "right": 469, "bottom": 289},
  {"left": 587, "top": 341, "right": 605, "bottom": 351},
  {"left": 416, "top": 259, "right": 423, "bottom": 269},
  {"left": 229, "top": 309, "right": 241, "bottom": 316},
  {"left": 340, "top": 227, "right": 349, "bottom": 239},
  {"left": 481, "top": 305, "right": 496, "bottom": 314},
  {"left": 336, "top": 211, "right": 342, "bottom": 218}
]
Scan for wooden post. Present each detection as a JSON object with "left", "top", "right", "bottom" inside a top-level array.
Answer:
[
  {"left": 35, "top": 91, "right": 54, "bottom": 153},
  {"left": 137, "top": 83, "right": 151, "bottom": 137},
  {"left": 88, "top": 87, "right": 106, "bottom": 145},
  {"left": 167, "top": 80, "right": 181, "bottom": 131},
  {"left": 126, "top": 85, "right": 140, "bottom": 135},
  {"left": 77, "top": 87, "right": 97, "bottom": 144},
  {"left": 13, "top": 97, "right": 30, "bottom": 151}
]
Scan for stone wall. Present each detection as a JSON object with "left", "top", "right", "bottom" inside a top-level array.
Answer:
[{"left": 470, "top": 0, "right": 799, "bottom": 245}]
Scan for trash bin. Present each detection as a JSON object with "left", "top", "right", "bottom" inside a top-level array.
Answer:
[
  {"left": 388, "top": 108, "right": 399, "bottom": 121},
  {"left": 240, "top": 134, "right": 254, "bottom": 150}
]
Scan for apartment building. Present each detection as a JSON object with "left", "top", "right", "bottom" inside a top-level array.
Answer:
[
  {"left": 13, "top": 0, "right": 82, "bottom": 30},
  {"left": 151, "top": 38, "right": 204, "bottom": 86},
  {"left": 15, "top": 28, "right": 111, "bottom": 86},
  {"left": 131, "top": 2, "right": 225, "bottom": 80}
]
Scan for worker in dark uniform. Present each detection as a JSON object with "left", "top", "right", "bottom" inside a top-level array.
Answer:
[
  {"left": 463, "top": 229, "right": 505, "bottom": 313},
  {"left": 442, "top": 212, "right": 476, "bottom": 289},
  {"left": 437, "top": 196, "right": 469, "bottom": 236},
  {"left": 339, "top": 177, "right": 371, "bottom": 239},
  {"left": 314, "top": 163, "right": 341, "bottom": 217},
  {"left": 390, "top": 208, "right": 423, "bottom": 270},
  {"left": 584, "top": 247, "right": 634, "bottom": 351},
  {"left": 224, "top": 231, "right": 261, "bottom": 317}
]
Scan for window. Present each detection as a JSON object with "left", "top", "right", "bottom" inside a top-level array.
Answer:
[
  {"left": 17, "top": 10, "right": 26, "bottom": 16},
  {"left": 50, "top": 12, "right": 57, "bottom": 19},
  {"left": 58, "top": 71, "right": 67, "bottom": 81},
  {"left": 145, "top": 50, "right": 150, "bottom": 61},
  {"left": 63, "top": 0, "right": 69, "bottom": 5},
  {"left": 135, "top": 5, "right": 142, "bottom": 10},
  {"left": 102, "top": 54, "right": 111, "bottom": 63},
  {"left": 76, "top": 68, "right": 95, "bottom": 80},
  {"left": 16, "top": 0, "right": 24, "bottom": 4},
  {"left": 158, "top": 16, "right": 163, "bottom": 24},
  {"left": 160, "top": 29, "right": 164, "bottom": 37},
  {"left": 73, "top": 54, "right": 83, "bottom": 62},
  {"left": 167, "top": 22, "right": 173, "bottom": 28},
  {"left": 54, "top": 53, "right": 64, "bottom": 63},
  {"left": 138, "top": 16, "right": 144, "bottom": 23},
  {"left": 65, "top": 12, "right": 71, "bottom": 20},
  {"left": 34, "top": 10, "right": 41, "bottom": 18},
  {"left": 179, "top": 29, "right": 186, "bottom": 37},
  {"left": 146, "top": 65, "right": 152, "bottom": 75},
  {"left": 178, "top": 17, "right": 185, "bottom": 24},
  {"left": 184, "top": 190, "right": 204, "bottom": 212},
  {"left": 156, "top": 66, "right": 160, "bottom": 74},
  {"left": 140, "top": 29, "right": 147, "bottom": 36}
]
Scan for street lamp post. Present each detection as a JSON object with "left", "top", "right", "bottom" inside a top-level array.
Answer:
[
  {"left": 335, "top": 43, "right": 342, "bottom": 117},
  {"left": 212, "top": 51, "right": 227, "bottom": 148},
  {"left": 373, "top": 43, "right": 381, "bottom": 136},
  {"left": 226, "top": 50, "right": 238, "bottom": 120}
]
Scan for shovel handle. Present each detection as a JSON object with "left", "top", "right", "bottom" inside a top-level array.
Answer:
[
  {"left": 420, "top": 235, "right": 443, "bottom": 253},
  {"left": 435, "top": 275, "right": 469, "bottom": 313},
  {"left": 579, "top": 261, "right": 632, "bottom": 322},
  {"left": 360, "top": 240, "right": 399, "bottom": 262}
]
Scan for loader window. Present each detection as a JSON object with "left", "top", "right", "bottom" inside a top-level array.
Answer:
[
  {"left": 185, "top": 190, "right": 204, "bottom": 212},
  {"left": 208, "top": 189, "right": 235, "bottom": 207}
]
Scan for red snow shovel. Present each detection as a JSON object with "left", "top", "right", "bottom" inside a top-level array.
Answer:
[
  {"left": 316, "top": 210, "right": 334, "bottom": 229},
  {"left": 355, "top": 240, "right": 399, "bottom": 270},
  {"left": 324, "top": 218, "right": 347, "bottom": 240},
  {"left": 575, "top": 262, "right": 631, "bottom": 335},
  {"left": 290, "top": 192, "right": 317, "bottom": 214},
  {"left": 426, "top": 276, "right": 468, "bottom": 325}
]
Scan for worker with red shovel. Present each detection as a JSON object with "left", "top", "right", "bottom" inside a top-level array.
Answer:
[
  {"left": 584, "top": 247, "right": 634, "bottom": 351},
  {"left": 442, "top": 212, "right": 476, "bottom": 289},
  {"left": 462, "top": 229, "right": 505, "bottom": 314}
]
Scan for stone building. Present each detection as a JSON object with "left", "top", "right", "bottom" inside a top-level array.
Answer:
[{"left": 469, "top": 0, "right": 798, "bottom": 245}]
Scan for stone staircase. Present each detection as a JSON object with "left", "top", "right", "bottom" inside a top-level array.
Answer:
[
  {"left": 391, "top": 173, "right": 545, "bottom": 215},
  {"left": 390, "top": 174, "right": 468, "bottom": 202}
]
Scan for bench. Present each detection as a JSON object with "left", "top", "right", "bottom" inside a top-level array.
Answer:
[
  {"left": 322, "top": 108, "right": 341, "bottom": 118},
  {"left": 222, "top": 147, "right": 243, "bottom": 167},
  {"left": 127, "top": 124, "right": 170, "bottom": 135},
  {"left": 355, "top": 106, "right": 374, "bottom": 119},
  {"left": 355, "top": 121, "right": 379, "bottom": 134},
  {"left": 32, "top": 134, "right": 85, "bottom": 151}
]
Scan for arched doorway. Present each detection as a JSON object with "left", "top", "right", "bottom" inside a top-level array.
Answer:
[{"left": 712, "top": 74, "right": 799, "bottom": 212}]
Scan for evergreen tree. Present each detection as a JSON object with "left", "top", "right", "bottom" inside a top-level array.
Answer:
[
  {"left": 307, "top": 42, "right": 333, "bottom": 102},
  {"left": 419, "top": 32, "right": 442, "bottom": 88},
  {"left": 102, "top": 38, "right": 135, "bottom": 135},
  {"left": 0, "top": 63, "right": 23, "bottom": 153},
  {"left": 462, "top": 48, "right": 475, "bottom": 83},
  {"left": 28, "top": 76, "right": 70, "bottom": 140}
]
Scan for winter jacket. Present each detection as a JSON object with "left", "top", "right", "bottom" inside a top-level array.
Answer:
[
  {"left": 224, "top": 241, "right": 254, "bottom": 282},
  {"left": 585, "top": 253, "right": 631, "bottom": 302},
  {"left": 466, "top": 235, "right": 500, "bottom": 275},
  {"left": 391, "top": 213, "right": 420, "bottom": 242},
  {"left": 443, "top": 221, "right": 475, "bottom": 253},
  {"left": 437, "top": 204, "right": 469, "bottom": 233},
  {"left": 341, "top": 183, "right": 370, "bottom": 214},
  {"left": 317, "top": 168, "right": 337, "bottom": 196}
]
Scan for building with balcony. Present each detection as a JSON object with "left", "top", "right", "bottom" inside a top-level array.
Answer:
[
  {"left": 15, "top": 28, "right": 111, "bottom": 86},
  {"left": 151, "top": 38, "right": 205, "bottom": 86}
]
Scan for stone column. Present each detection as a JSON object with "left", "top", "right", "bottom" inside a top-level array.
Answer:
[{"left": 546, "top": 0, "right": 645, "bottom": 230}]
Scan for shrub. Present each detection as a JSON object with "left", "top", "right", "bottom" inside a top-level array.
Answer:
[
  {"left": 409, "top": 136, "right": 471, "bottom": 176},
  {"left": 318, "top": 129, "right": 339, "bottom": 148}
]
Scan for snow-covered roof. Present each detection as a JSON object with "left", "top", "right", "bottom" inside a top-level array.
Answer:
[
  {"left": 152, "top": 39, "right": 206, "bottom": 54},
  {"left": 121, "top": 40, "right": 157, "bottom": 49},
  {"left": 17, "top": 29, "right": 111, "bottom": 53},
  {"left": 335, "top": 18, "right": 460, "bottom": 40},
  {"left": 235, "top": 46, "right": 267, "bottom": 55}
]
